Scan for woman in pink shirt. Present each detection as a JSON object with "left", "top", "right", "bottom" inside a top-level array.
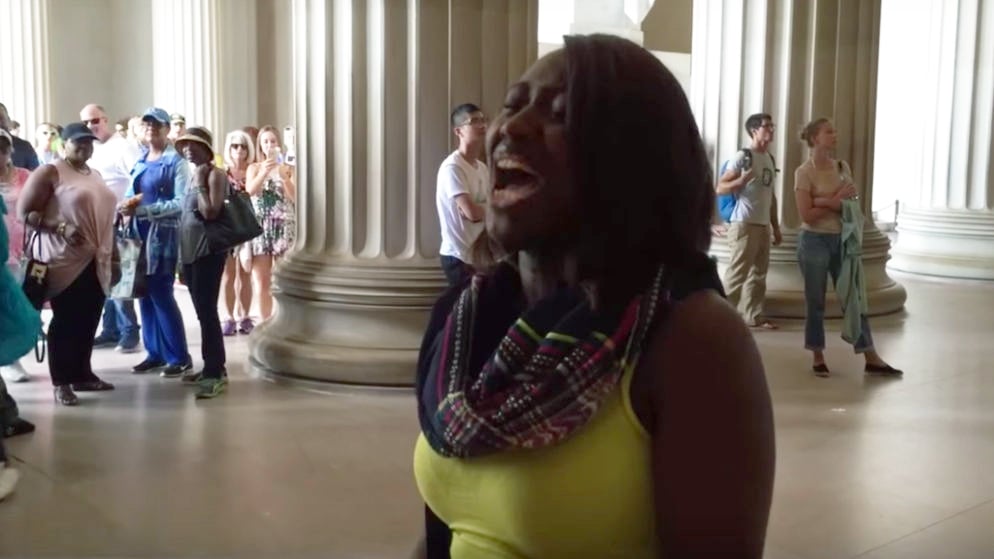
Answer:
[
  {"left": 17, "top": 123, "right": 118, "bottom": 406},
  {"left": 0, "top": 130, "right": 33, "bottom": 383}
]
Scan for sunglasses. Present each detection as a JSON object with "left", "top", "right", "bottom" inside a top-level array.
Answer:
[
  {"left": 84, "top": 117, "right": 104, "bottom": 126},
  {"left": 231, "top": 144, "right": 248, "bottom": 149}
]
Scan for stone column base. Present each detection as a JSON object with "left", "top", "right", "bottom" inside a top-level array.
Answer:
[
  {"left": 248, "top": 252, "right": 446, "bottom": 387},
  {"left": 710, "top": 225, "right": 907, "bottom": 318},
  {"left": 890, "top": 208, "right": 994, "bottom": 280}
]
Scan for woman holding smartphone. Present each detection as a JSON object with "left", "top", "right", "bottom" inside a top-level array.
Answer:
[{"left": 246, "top": 125, "right": 295, "bottom": 322}]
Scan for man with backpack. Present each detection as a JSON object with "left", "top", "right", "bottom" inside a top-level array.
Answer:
[{"left": 716, "top": 113, "right": 782, "bottom": 330}]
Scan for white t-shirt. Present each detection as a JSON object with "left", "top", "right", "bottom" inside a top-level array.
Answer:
[
  {"left": 729, "top": 150, "right": 776, "bottom": 225},
  {"left": 436, "top": 150, "right": 489, "bottom": 263},
  {"left": 89, "top": 135, "right": 142, "bottom": 201}
]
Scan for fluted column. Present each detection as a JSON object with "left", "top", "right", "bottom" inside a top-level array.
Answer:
[
  {"left": 151, "top": 0, "right": 257, "bottom": 137},
  {"left": 885, "top": 0, "right": 994, "bottom": 280},
  {"left": 691, "top": 0, "right": 906, "bottom": 317},
  {"left": 249, "top": 0, "right": 538, "bottom": 387},
  {"left": 569, "top": 0, "right": 655, "bottom": 45},
  {"left": 0, "top": 0, "right": 51, "bottom": 136}
]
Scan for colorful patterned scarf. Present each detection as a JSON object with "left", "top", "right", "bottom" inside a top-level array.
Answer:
[{"left": 417, "top": 262, "right": 669, "bottom": 458}]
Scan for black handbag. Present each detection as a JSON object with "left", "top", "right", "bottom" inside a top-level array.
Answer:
[
  {"left": 202, "top": 186, "right": 263, "bottom": 254},
  {"left": 20, "top": 228, "right": 48, "bottom": 310}
]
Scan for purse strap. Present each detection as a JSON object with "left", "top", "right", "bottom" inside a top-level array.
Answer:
[{"left": 22, "top": 226, "right": 41, "bottom": 259}]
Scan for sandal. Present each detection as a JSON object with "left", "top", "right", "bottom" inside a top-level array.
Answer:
[
  {"left": 812, "top": 363, "right": 831, "bottom": 377},
  {"left": 53, "top": 385, "right": 79, "bottom": 406},
  {"left": 865, "top": 363, "right": 903, "bottom": 376},
  {"left": 71, "top": 380, "right": 115, "bottom": 392},
  {"left": 749, "top": 320, "right": 779, "bottom": 330}
]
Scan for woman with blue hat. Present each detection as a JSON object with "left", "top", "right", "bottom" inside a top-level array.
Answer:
[{"left": 119, "top": 107, "right": 192, "bottom": 379}]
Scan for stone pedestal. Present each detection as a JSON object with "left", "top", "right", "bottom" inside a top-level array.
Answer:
[
  {"left": 691, "top": 0, "right": 906, "bottom": 317},
  {"left": 884, "top": 0, "right": 994, "bottom": 280},
  {"left": 0, "top": 0, "right": 51, "bottom": 136},
  {"left": 249, "top": 0, "right": 538, "bottom": 387}
]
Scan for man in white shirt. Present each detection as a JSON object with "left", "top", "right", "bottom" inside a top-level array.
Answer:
[
  {"left": 436, "top": 103, "right": 489, "bottom": 286},
  {"left": 716, "top": 112, "right": 782, "bottom": 330},
  {"left": 81, "top": 103, "right": 143, "bottom": 352}
]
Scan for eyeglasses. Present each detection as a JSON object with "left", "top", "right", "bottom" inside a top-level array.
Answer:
[
  {"left": 141, "top": 121, "right": 165, "bottom": 129},
  {"left": 761, "top": 123, "right": 776, "bottom": 131},
  {"left": 231, "top": 144, "right": 248, "bottom": 150},
  {"left": 84, "top": 117, "right": 104, "bottom": 126},
  {"left": 461, "top": 117, "right": 488, "bottom": 127}
]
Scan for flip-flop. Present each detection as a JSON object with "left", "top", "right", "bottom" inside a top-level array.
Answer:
[
  {"left": 812, "top": 363, "right": 831, "bottom": 377},
  {"left": 749, "top": 321, "right": 779, "bottom": 330}
]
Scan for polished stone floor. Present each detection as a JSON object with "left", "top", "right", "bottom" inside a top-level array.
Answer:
[{"left": 2, "top": 275, "right": 993, "bottom": 558}]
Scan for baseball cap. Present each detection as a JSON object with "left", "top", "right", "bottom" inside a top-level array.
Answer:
[
  {"left": 170, "top": 113, "right": 186, "bottom": 124},
  {"left": 61, "top": 122, "right": 98, "bottom": 142},
  {"left": 142, "top": 107, "right": 170, "bottom": 125}
]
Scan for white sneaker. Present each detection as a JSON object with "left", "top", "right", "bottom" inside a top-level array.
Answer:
[
  {"left": 0, "top": 463, "right": 19, "bottom": 501},
  {"left": 0, "top": 361, "right": 30, "bottom": 383}
]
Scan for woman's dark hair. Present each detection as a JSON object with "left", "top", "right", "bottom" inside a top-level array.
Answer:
[
  {"left": 562, "top": 34, "right": 714, "bottom": 307},
  {"left": 0, "top": 135, "right": 11, "bottom": 152}
]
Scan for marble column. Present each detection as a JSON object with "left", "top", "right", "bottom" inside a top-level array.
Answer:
[
  {"left": 569, "top": 0, "right": 655, "bottom": 45},
  {"left": 691, "top": 0, "right": 906, "bottom": 317},
  {"left": 0, "top": 0, "right": 51, "bottom": 136},
  {"left": 150, "top": 0, "right": 258, "bottom": 138},
  {"left": 248, "top": 0, "right": 538, "bottom": 387},
  {"left": 885, "top": 0, "right": 994, "bottom": 280}
]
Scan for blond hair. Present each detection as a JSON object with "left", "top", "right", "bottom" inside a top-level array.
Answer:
[
  {"left": 800, "top": 118, "right": 831, "bottom": 148},
  {"left": 223, "top": 130, "right": 256, "bottom": 169}
]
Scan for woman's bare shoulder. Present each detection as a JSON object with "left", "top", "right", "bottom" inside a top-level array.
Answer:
[{"left": 642, "top": 289, "right": 765, "bottom": 404}]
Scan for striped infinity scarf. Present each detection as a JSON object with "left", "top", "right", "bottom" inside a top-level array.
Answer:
[{"left": 417, "top": 262, "right": 668, "bottom": 458}]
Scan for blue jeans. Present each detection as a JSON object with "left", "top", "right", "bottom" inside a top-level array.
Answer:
[
  {"left": 139, "top": 273, "right": 190, "bottom": 366},
  {"left": 440, "top": 255, "right": 472, "bottom": 287},
  {"left": 98, "top": 298, "right": 140, "bottom": 347},
  {"left": 797, "top": 230, "right": 873, "bottom": 353}
]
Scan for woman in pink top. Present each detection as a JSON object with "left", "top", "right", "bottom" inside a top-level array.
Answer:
[
  {"left": 0, "top": 130, "right": 33, "bottom": 383},
  {"left": 17, "top": 123, "right": 118, "bottom": 406}
]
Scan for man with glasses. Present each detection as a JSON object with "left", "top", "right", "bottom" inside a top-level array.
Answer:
[
  {"left": 716, "top": 113, "right": 782, "bottom": 330},
  {"left": 81, "top": 103, "right": 143, "bottom": 352},
  {"left": 435, "top": 103, "right": 489, "bottom": 286}
]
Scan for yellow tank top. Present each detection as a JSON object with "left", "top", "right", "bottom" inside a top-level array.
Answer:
[{"left": 413, "top": 363, "right": 657, "bottom": 558}]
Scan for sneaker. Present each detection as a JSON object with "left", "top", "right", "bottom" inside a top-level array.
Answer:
[
  {"left": 93, "top": 334, "right": 118, "bottom": 348},
  {"left": 181, "top": 370, "right": 203, "bottom": 385},
  {"left": 3, "top": 418, "right": 35, "bottom": 439},
  {"left": 222, "top": 319, "right": 237, "bottom": 337},
  {"left": 0, "top": 362, "right": 30, "bottom": 383},
  {"left": 195, "top": 377, "right": 227, "bottom": 399},
  {"left": 160, "top": 362, "right": 193, "bottom": 378},
  {"left": 238, "top": 318, "right": 255, "bottom": 335},
  {"left": 0, "top": 463, "right": 19, "bottom": 502},
  {"left": 133, "top": 358, "right": 166, "bottom": 374},
  {"left": 116, "top": 342, "right": 141, "bottom": 354}
]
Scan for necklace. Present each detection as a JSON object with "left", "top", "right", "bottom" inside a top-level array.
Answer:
[{"left": 67, "top": 160, "right": 91, "bottom": 175}]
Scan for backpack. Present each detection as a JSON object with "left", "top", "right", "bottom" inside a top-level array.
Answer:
[{"left": 716, "top": 149, "right": 777, "bottom": 222}]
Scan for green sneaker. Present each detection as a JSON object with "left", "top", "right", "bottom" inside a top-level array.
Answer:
[{"left": 195, "top": 377, "right": 227, "bottom": 399}]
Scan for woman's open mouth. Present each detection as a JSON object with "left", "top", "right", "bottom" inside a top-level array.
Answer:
[{"left": 492, "top": 156, "right": 540, "bottom": 209}]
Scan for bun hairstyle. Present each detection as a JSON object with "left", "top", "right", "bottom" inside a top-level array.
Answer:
[{"left": 800, "top": 117, "right": 831, "bottom": 147}]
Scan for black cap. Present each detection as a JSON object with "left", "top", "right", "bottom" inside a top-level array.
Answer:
[{"left": 61, "top": 122, "right": 98, "bottom": 142}]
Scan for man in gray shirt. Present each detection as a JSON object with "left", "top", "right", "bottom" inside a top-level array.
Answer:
[{"left": 717, "top": 113, "right": 782, "bottom": 329}]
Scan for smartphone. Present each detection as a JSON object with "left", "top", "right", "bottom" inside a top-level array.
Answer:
[
  {"left": 269, "top": 146, "right": 282, "bottom": 163},
  {"left": 283, "top": 126, "right": 296, "bottom": 166}
]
